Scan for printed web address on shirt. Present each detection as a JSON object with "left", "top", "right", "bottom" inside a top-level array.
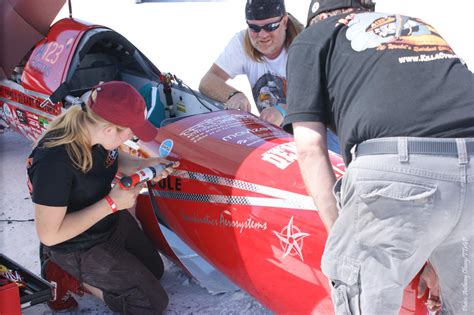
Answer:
[{"left": 399, "top": 52, "right": 458, "bottom": 64}]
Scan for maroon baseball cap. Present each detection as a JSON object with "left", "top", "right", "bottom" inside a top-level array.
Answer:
[{"left": 88, "top": 81, "right": 158, "bottom": 142}]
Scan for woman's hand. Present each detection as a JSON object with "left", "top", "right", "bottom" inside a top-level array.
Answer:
[
  {"left": 119, "top": 153, "right": 177, "bottom": 176},
  {"left": 150, "top": 161, "right": 180, "bottom": 184},
  {"left": 108, "top": 184, "right": 142, "bottom": 210}
]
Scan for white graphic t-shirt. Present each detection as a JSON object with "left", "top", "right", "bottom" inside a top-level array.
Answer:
[{"left": 215, "top": 30, "right": 287, "bottom": 113}]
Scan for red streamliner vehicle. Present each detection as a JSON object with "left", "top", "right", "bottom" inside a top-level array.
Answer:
[{"left": 0, "top": 1, "right": 429, "bottom": 313}]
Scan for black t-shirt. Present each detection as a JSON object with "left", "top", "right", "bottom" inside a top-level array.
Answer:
[
  {"left": 27, "top": 135, "right": 119, "bottom": 253},
  {"left": 283, "top": 12, "right": 474, "bottom": 163}
]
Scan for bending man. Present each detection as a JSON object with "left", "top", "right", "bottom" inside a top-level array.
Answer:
[{"left": 283, "top": 0, "right": 474, "bottom": 313}]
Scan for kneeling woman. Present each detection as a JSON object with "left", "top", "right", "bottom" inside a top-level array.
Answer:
[{"left": 27, "top": 81, "right": 177, "bottom": 314}]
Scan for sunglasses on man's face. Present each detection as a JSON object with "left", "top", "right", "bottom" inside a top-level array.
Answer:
[{"left": 247, "top": 16, "right": 284, "bottom": 33}]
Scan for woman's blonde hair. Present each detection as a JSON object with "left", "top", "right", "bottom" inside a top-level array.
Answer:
[
  {"left": 244, "top": 13, "right": 304, "bottom": 62},
  {"left": 38, "top": 105, "right": 111, "bottom": 173}
]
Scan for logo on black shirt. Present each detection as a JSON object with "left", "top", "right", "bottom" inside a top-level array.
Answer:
[
  {"left": 105, "top": 149, "right": 118, "bottom": 168},
  {"left": 346, "top": 13, "right": 451, "bottom": 53}
]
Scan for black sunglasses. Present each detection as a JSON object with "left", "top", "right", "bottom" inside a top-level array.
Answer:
[{"left": 247, "top": 16, "right": 284, "bottom": 33}]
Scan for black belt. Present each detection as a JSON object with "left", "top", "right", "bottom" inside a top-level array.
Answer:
[{"left": 356, "top": 138, "right": 474, "bottom": 157}]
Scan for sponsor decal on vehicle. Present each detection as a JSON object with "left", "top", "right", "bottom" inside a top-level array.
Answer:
[
  {"left": 273, "top": 217, "right": 310, "bottom": 261},
  {"left": 156, "top": 177, "right": 182, "bottom": 191},
  {"left": 180, "top": 209, "right": 268, "bottom": 234},
  {"left": 176, "top": 101, "right": 186, "bottom": 113},
  {"left": 261, "top": 142, "right": 297, "bottom": 170},
  {"left": 179, "top": 114, "right": 288, "bottom": 145},
  {"left": 151, "top": 170, "right": 317, "bottom": 211},
  {"left": 2, "top": 103, "right": 13, "bottom": 120},
  {"left": 15, "top": 108, "right": 28, "bottom": 125},
  {"left": 0, "top": 84, "right": 59, "bottom": 115},
  {"left": 159, "top": 139, "right": 174, "bottom": 158},
  {"left": 38, "top": 117, "right": 49, "bottom": 128}
]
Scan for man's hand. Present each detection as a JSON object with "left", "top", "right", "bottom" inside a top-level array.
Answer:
[
  {"left": 260, "top": 106, "right": 284, "bottom": 126},
  {"left": 225, "top": 92, "right": 252, "bottom": 112},
  {"left": 417, "top": 261, "right": 442, "bottom": 314}
]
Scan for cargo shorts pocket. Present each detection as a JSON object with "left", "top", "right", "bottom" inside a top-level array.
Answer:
[
  {"left": 322, "top": 253, "right": 361, "bottom": 315},
  {"left": 355, "top": 180, "right": 437, "bottom": 259}
]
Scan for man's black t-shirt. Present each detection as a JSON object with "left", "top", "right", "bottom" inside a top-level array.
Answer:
[
  {"left": 283, "top": 12, "right": 474, "bottom": 163},
  {"left": 27, "top": 135, "right": 119, "bottom": 253}
]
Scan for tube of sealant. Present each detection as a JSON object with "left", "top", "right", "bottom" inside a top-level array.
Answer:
[{"left": 119, "top": 162, "right": 175, "bottom": 190}]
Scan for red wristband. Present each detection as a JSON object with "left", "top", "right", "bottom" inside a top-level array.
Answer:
[{"left": 104, "top": 195, "right": 118, "bottom": 213}]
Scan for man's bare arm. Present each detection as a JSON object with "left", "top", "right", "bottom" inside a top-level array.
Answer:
[
  {"left": 293, "top": 121, "right": 339, "bottom": 232},
  {"left": 199, "top": 64, "right": 252, "bottom": 112}
]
